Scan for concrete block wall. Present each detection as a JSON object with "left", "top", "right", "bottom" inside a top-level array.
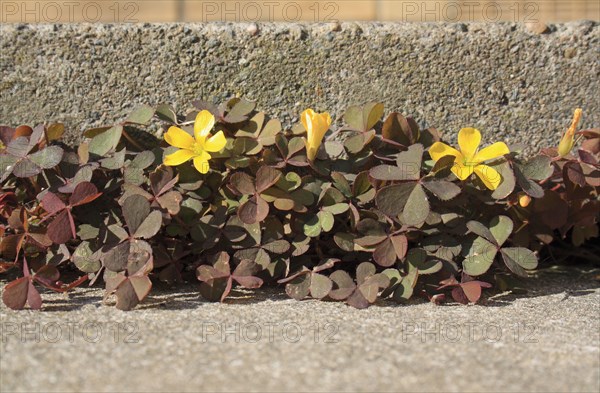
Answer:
[{"left": 0, "top": 22, "right": 598, "bottom": 153}]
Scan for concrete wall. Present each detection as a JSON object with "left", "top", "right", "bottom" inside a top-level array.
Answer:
[{"left": 0, "top": 22, "right": 598, "bottom": 153}]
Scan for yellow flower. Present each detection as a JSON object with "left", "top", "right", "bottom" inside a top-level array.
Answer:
[
  {"left": 429, "top": 128, "right": 510, "bottom": 190},
  {"left": 163, "top": 110, "right": 226, "bottom": 174},
  {"left": 301, "top": 109, "right": 332, "bottom": 161},
  {"left": 557, "top": 108, "right": 582, "bottom": 158}
]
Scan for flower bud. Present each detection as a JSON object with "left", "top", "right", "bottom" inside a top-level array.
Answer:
[
  {"left": 557, "top": 108, "right": 582, "bottom": 158},
  {"left": 518, "top": 193, "right": 532, "bottom": 208}
]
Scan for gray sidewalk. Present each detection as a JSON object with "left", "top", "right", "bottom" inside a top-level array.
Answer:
[{"left": 1, "top": 268, "right": 599, "bottom": 393}]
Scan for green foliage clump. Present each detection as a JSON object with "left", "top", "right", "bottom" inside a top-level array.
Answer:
[{"left": 0, "top": 100, "right": 598, "bottom": 310}]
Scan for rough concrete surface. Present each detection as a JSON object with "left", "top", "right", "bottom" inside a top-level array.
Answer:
[
  {"left": 1, "top": 22, "right": 599, "bottom": 155},
  {"left": 0, "top": 269, "right": 599, "bottom": 393}
]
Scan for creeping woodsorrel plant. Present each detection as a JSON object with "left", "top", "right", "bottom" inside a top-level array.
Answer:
[{"left": 1, "top": 101, "right": 598, "bottom": 310}]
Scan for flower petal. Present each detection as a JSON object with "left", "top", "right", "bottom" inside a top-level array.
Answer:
[
  {"left": 310, "top": 117, "right": 329, "bottom": 145},
  {"left": 474, "top": 142, "right": 510, "bottom": 163},
  {"left": 474, "top": 165, "right": 502, "bottom": 190},
  {"left": 194, "top": 110, "right": 216, "bottom": 140},
  {"left": 451, "top": 161, "right": 475, "bottom": 181},
  {"left": 458, "top": 128, "right": 481, "bottom": 160},
  {"left": 164, "top": 126, "right": 194, "bottom": 149},
  {"left": 429, "top": 142, "right": 462, "bottom": 162},
  {"left": 164, "top": 149, "right": 195, "bottom": 166},
  {"left": 321, "top": 112, "right": 332, "bottom": 127},
  {"left": 193, "top": 151, "right": 212, "bottom": 174},
  {"left": 204, "top": 131, "right": 227, "bottom": 152},
  {"left": 301, "top": 109, "right": 316, "bottom": 132}
]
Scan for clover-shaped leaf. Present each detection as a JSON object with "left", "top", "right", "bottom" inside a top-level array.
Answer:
[
  {"left": 464, "top": 215, "right": 537, "bottom": 277},
  {"left": 125, "top": 105, "right": 155, "bottom": 126},
  {"left": 41, "top": 182, "right": 102, "bottom": 244},
  {"left": 234, "top": 112, "right": 281, "bottom": 155},
  {"left": 105, "top": 250, "right": 153, "bottom": 311},
  {"left": 88, "top": 125, "right": 123, "bottom": 157},
  {"left": 195, "top": 97, "right": 256, "bottom": 125},
  {"left": 512, "top": 155, "right": 554, "bottom": 198},
  {"left": 1, "top": 126, "right": 63, "bottom": 182},
  {"left": 342, "top": 102, "right": 383, "bottom": 154},
  {"left": 373, "top": 144, "right": 460, "bottom": 226},
  {"left": 101, "top": 195, "right": 162, "bottom": 273},
  {"left": 345, "top": 262, "right": 390, "bottom": 309},
  {"left": 153, "top": 242, "right": 189, "bottom": 284},
  {"left": 405, "top": 248, "right": 443, "bottom": 275},
  {"left": 196, "top": 252, "right": 264, "bottom": 302},
  {"left": 438, "top": 275, "right": 492, "bottom": 304},
  {"left": 121, "top": 166, "right": 183, "bottom": 215},
  {"left": 229, "top": 166, "right": 281, "bottom": 224},
  {"left": 353, "top": 221, "right": 408, "bottom": 268},
  {"left": 381, "top": 112, "right": 421, "bottom": 147},
  {"left": 72, "top": 241, "right": 102, "bottom": 273},
  {"left": 0, "top": 208, "right": 51, "bottom": 262},
  {"left": 278, "top": 258, "right": 340, "bottom": 300},
  {"left": 264, "top": 135, "right": 309, "bottom": 168},
  {"left": 3, "top": 257, "right": 87, "bottom": 310}
]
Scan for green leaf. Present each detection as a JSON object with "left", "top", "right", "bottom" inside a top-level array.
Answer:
[
  {"left": 230, "top": 172, "right": 256, "bottom": 195},
  {"left": 489, "top": 215, "right": 513, "bottom": 247},
  {"left": 356, "top": 262, "right": 376, "bottom": 284},
  {"left": 233, "top": 137, "right": 261, "bottom": 155},
  {"left": 102, "top": 241, "right": 131, "bottom": 272},
  {"left": 522, "top": 155, "right": 553, "bottom": 181},
  {"left": 501, "top": 247, "right": 538, "bottom": 277},
  {"left": 256, "top": 166, "right": 281, "bottom": 193},
  {"left": 12, "top": 159, "right": 40, "bottom": 178},
  {"left": 375, "top": 183, "right": 416, "bottom": 217},
  {"left": 310, "top": 273, "right": 333, "bottom": 299},
  {"left": 333, "top": 233, "right": 356, "bottom": 252},
  {"left": 100, "top": 149, "right": 126, "bottom": 170},
  {"left": 285, "top": 273, "right": 311, "bottom": 300},
  {"left": 0, "top": 154, "right": 18, "bottom": 181},
  {"left": 126, "top": 105, "right": 155, "bottom": 125},
  {"left": 514, "top": 165, "right": 545, "bottom": 198},
  {"left": 466, "top": 220, "right": 497, "bottom": 246},
  {"left": 322, "top": 203, "right": 349, "bottom": 215},
  {"left": 131, "top": 150, "right": 156, "bottom": 169},
  {"left": 406, "top": 248, "right": 442, "bottom": 274},
  {"left": 402, "top": 184, "right": 429, "bottom": 226},
  {"left": 28, "top": 146, "right": 64, "bottom": 169},
  {"left": 318, "top": 210, "right": 335, "bottom": 232},
  {"left": 156, "top": 104, "right": 178, "bottom": 124},
  {"left": 89, "top": 125, "right": 123, "bottom": 156},
  {"left": 73, "top": 241, "right": 102, "bottom": 273},
  {"left": 422, "top": 179, "right": 461, "bottom": 201},
  {"left": 490, "top": 160, "right": 515, "bottom": 200},
  {"left": 329, "top": 270, "right": 356, "bottom": 300},
  {"left": 122, "top": 194, "right": 151, "bottom": 235},
  {"left": 373, "top": 238, "right": 397, "bottom": 267},
  {"left": 462, "top": 237, "right": 497, "bottom": 276},
  {"left": 392, "top": 269, "right": 417, "bottom": 302},
  {"left": 344, "top": 102, "right": 384, "bottom": 132},
  {"left": 238, "top": 195, "right": 269, "bottom": 225},
  {"left": 395, "top": 144, "right": 423, "bottom": 180},
  {"left": 380, "top": 268, "right": 402, "bottom": 298},
  {"left": 303, "top": 215, "right": 322, "bottom": 238},
  {"left": 133, "top": 210, "right": 162, "bottom": 239},
  {"left": 276, "top": 172, "right": 301, "bottom": 192},
  {"left": 369, "top": 165, "right": 406, "bottom": 181},
  {"left": 382, "top": 112, "right": 420, "bottom": 146}
]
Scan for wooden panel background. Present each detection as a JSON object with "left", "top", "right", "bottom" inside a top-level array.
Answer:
[{"left": 1, "top": 1, "right": 598, "bottom": 23}]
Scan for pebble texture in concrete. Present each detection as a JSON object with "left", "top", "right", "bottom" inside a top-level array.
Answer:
[
  {"left": 0, "top": 270, "right": 599, "bottom": 392},
  {"left": 0, "top": 22, "right": 599, "bottom": 155}
]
